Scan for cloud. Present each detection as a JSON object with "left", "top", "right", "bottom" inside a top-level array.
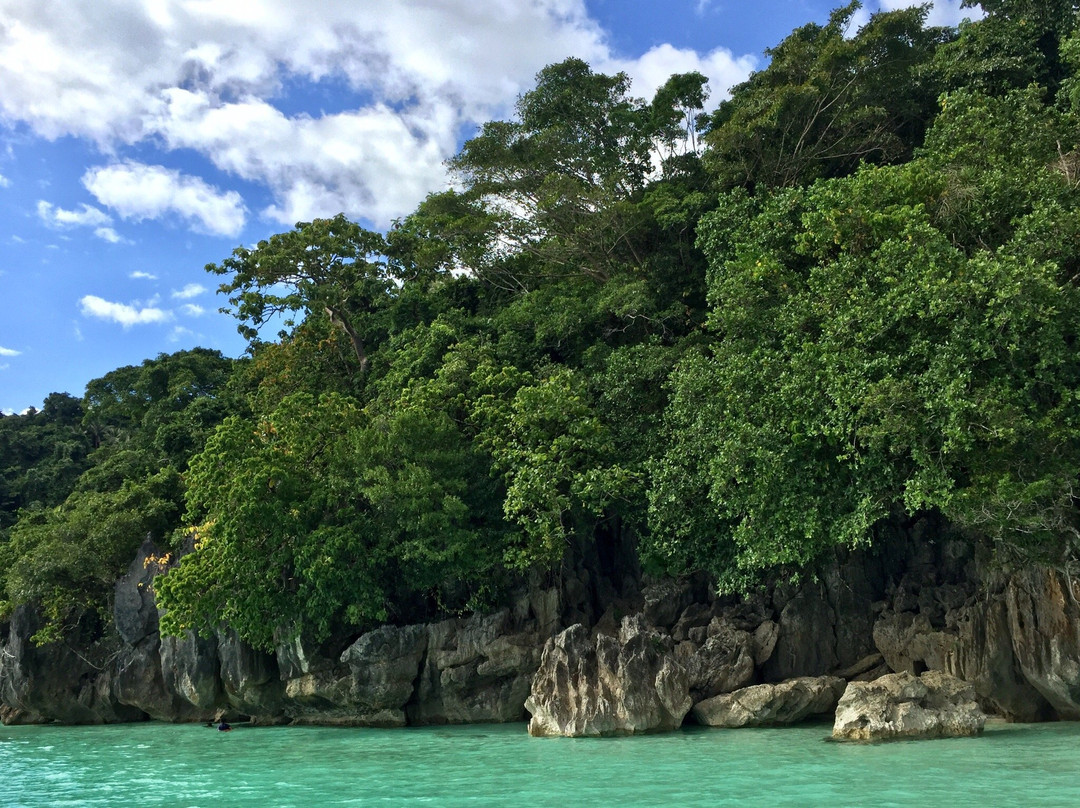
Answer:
[
  {"left": 179, "top": 303, "right": 205, "bottom": 317},
  {"left": 94, "top": 226, "right": 126, "bottom": 243},
  {"left": 171, "top": 283, "right": 207, "bottom": 300},
  {"left": 0, "top": 1, "right": 761, "bottom": 229},
  {"left": 0, "top": 173, "right": 9, "bottom": 187},
  {"left": 37, "top": 199, "right": 127, "bottom": 242},
  {"left": 130, "top": 270, "right": 157, "bottom": 280},
  {"left": 79, "top": 294, "right": 172, "bottom": 327},
  {"left": 37, "top": 200, "right": 111, "bottom": 228},
  {"left": 82, "top": 162, "right": 247, "bottom": 237},
  {"left": 606, "top": 44, "right": 756, "bottom": 105},
  {"left": 0, "top": 346, "right": 21, "bottom": 356},
  {"left": 168, "top": 325, "right": 196, "bottom": 342}
]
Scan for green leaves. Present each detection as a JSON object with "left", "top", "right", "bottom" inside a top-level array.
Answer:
[{"left": 654, "top": 86, "right": 1080, "bottom": 583}]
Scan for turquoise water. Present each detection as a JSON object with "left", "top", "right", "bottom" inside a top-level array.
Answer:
[{"left": 3, "top": 720, "right": 1080, "bottom": 807}]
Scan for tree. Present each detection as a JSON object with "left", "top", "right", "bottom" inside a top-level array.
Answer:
[
  {"left": 210, "top": 214, "right": 391, "bottom": 375},
  {"left": 704, "top": 2, "right": 950, "bottom": 190},
  {"left": 649, "top": 86, "right": 1080, "bottom": 585},
  {"left": 446, "top": 58, "right": 656, "bottom": 288},
  {"left": 932, "top": 0, "right": 1079, "bottom": 95}
]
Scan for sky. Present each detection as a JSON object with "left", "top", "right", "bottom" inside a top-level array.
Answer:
[{"left": 0, "top": 0, "right": 981, "bottom": 414}]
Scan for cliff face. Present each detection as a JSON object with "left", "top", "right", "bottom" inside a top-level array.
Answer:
[{"left": 4, "top": 521, "right": 1080, "bottom": 728}]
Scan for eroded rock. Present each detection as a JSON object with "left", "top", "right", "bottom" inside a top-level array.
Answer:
[
  {"left": 832, "top": 671, "right": 986, "bottom": 741},
  {"left": 526, "top": 616, "right": 691, "bottom": 736},
  {"left": 691, "top": 675, "right": 845, "bottom": 728}
]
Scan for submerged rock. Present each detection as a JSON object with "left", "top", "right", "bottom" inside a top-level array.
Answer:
[
  {"left": 525, "top": 615, "right": 691, "bottom": 737},
  {"left": 691, "top": 676, "right": 845, "bottom": 728},
  {"left": 832, "top": 670, "right": 986, "bottom": 741}
]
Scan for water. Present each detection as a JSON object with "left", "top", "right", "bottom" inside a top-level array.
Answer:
[{"left": 3, "top": 720, "right": 1080, "bottom": 807}]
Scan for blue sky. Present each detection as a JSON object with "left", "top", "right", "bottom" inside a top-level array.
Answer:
[{"left": 0, "top": 0, "right": 979, "bottom": 414}]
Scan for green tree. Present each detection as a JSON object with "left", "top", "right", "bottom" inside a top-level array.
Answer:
[
  {"left": 210, "top": 214, "right": 391, "bottom": 375},
  {"left": 704, "top": 2, "right": 950, "bottom": 190}
]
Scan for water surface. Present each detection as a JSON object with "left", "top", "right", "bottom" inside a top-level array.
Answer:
[{"left": 4, "top": 720, "right": 1080, "bottom": 807}]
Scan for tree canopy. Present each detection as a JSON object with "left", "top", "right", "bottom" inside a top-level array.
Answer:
[{"left": 6, "top": 0, "right": 1080, "bottom": 648}]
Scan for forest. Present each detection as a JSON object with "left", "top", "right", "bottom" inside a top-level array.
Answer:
[{"left": 2, "top": 0, "right": 1079, "bottom": 654}]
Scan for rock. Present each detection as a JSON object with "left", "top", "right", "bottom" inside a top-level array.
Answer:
[
  {"left": 832, "top": 670, "right": 986, "bottom": 741},
  {"left": 113, "top": 538, "right": 162, "bottom": 645},
  {"left": 685, "top": 624, "right": 756, "bottom": 700},
  {"left": 672, "top": 603, "right": 713, "bottom": 642},
  {"left": 691, "top": 676, "right": 845, "bottom": 728},
  {"left": 0, "top": 606, "right": 145, "bottom": 724},
  {"left": 873, "top": 611, "right": 955, "bottom": 675},
  {"left": 762, "top": 584, "right": 838, "bottom": 681},
  {"left": 752, "top": 620, "right": 779, "bottom": 667},
  {"left": 218, "top": 629, "right": 284, "bottom": 717},
  {"left": 159, "top": 629, "right": 223, "bottom": 714},
  {"left": 835, "top": 653, "right": 884, "bottom": 680},
  {"left": 409, "top": 610, "right": 541, "bottom": 725},
  {"left": 338, "top": 624, "right": 427, "bottom": 726},
  {"left": 1005, "top": 568, "right": 1080, "bottom": 719},
  {"left": 114, "top": 636, "right": 206, "bottom": 721},
  {"left": 944, "top": 596, "right": 1051, "bottom": 722},
  {"left": 525, "top": 615, "right": 691, "bottom": 737},
  {"left": 642, "top": 580, "right": 696, "bottom": 631}
]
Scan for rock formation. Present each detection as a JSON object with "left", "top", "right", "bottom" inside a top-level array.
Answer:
[
  {"left": 692, "top": 676, "right": 846, "bottom": 727},
  {"left": 525, "top": 616, "right": 691, "bottom": 736},
  {"left": 832, "top": 670, "right": 986, "bottom": 741}
]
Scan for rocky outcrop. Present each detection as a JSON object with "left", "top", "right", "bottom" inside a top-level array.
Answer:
[
  {"left": 0, "top": 606, "right": 144, "bottom": 724},
  {"left": 1005, "top": 568, "right": 1080, "bottom": 719},
  {"left": 525, "top": 616, "right": 691, "bottom": 737},
  {"left": 692, "top": 676, "right": 846, "bottom": 728},
  {"left": 409, "top": 609, "right": 541, "bottom": 725},
  {"left": 832, "top": 671, "right": 986, "bottom": 741}
]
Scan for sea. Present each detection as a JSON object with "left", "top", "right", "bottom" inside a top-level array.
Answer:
[{"left": 3, "top": 719, "right": 1080, "bottom": 807}]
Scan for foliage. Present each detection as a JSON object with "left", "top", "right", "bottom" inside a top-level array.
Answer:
[
  {"left": 704, "top": 2, "right": 951, "bottom": 190},
  {"left": 649, "top": 85, "right": 1080, "bottom": 584},
  {"left": 9, "top": 2, "right": 1080, "bottom": 647}
]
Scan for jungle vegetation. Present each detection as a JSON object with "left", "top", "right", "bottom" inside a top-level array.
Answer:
[{"left": 3, "top": 0, "right": 1080, "bottom": 650}]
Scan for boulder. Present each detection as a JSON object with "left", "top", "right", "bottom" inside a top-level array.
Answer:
[
  {"left": 525, "top": 615, "right": 691, "bottom": 737},
  {"left": 691, "top": 676, "right": 845, "bottom": 728},
  {"left": 832, "top": 670, "right": 986, "bottom": 741},
  {"left": 685, "top": 623, "right": 756, "bottom": 700}
]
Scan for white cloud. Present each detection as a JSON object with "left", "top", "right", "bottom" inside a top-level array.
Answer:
[
  {"left": 171, "top": 283, "right": 207, "bottom": 300},
  {"left": 0, "top": 1, "right": 762, "bottom": 229},
  {"left": 0, "top": 173, "right": 9, "bottom": 187},
  {"left": 79, "top": 294, "right": 172, "bottom": 327},
  {"left": 94, "top": 226, "right": 126, "bottom": 243},
  {"left": 83, "top": 162, "right": 247, "bottom": 237},
  {"left": 130, "top": 270, "right": 158, "bottom": 280},
  {"left": 169, "top": 325, "right": 196, "bottom": 342},
  {"left": 180, "top": 303, "right": 205, "bottom": 316},
  {"left": 37, "top": 200, "right": 110, "bottom": 228},
  {"left": 605, "top": 44, "right": 755, "bottom": 106},
  {"left": 0, "top": 345, "right": 21, "bottom": 356},
  {"left": 37, "top": 199, "right": 126, "bottom": 242}
]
